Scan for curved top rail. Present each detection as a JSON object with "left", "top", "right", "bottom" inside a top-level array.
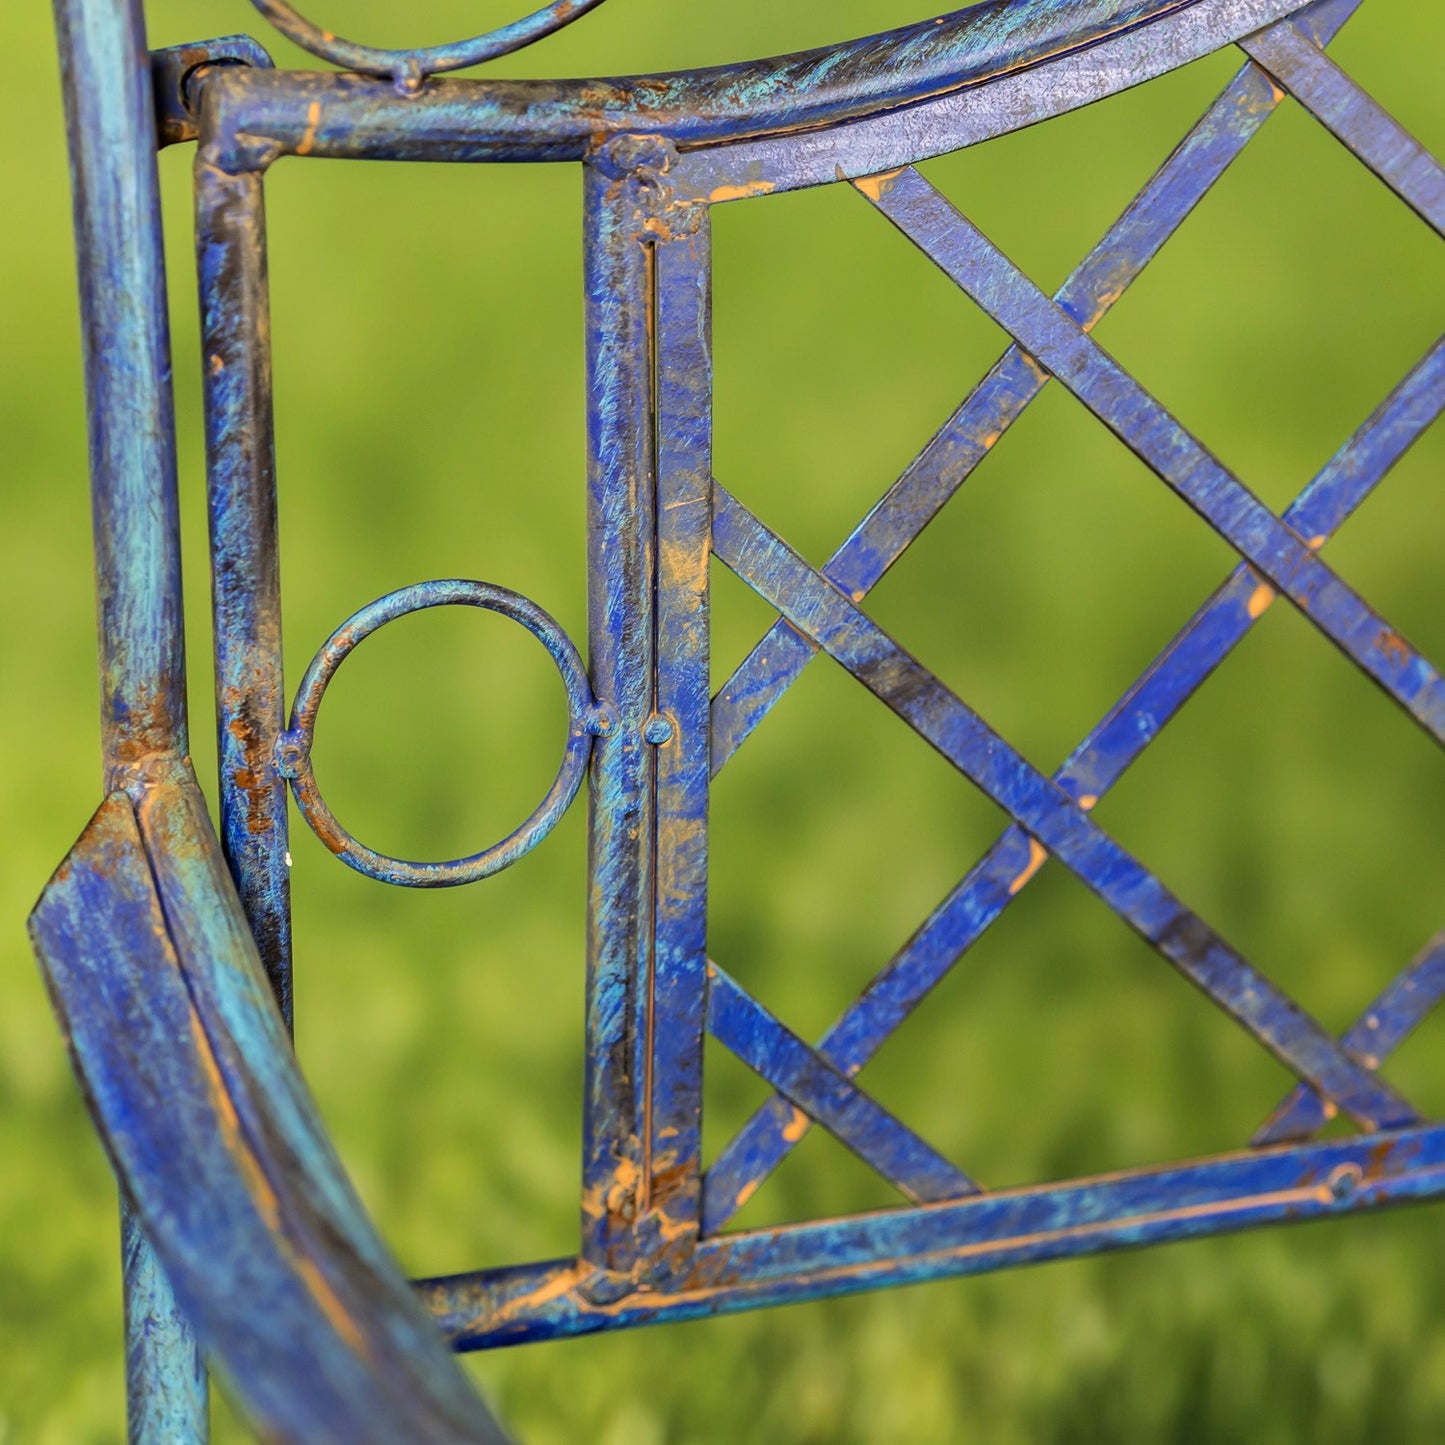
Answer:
[{"left": 200, "top": 0, "right": 1314, "bottom": 169}]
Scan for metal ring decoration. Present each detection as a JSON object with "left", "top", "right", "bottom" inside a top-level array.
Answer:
[
  {"left": 279, "top": 580, "right": 605, "bottom": 887},
  {"left": 248, "top": 0, "right": 612, "bottom": 89}
]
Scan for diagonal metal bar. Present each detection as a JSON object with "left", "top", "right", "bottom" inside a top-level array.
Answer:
[
  {"left": 705, "top": 963, "right": 979, "bottom": 1205},
  {"left": 859, "top": 165, "right": 1445, "bottom": 749},
  {"left": 704, "top": 339, "right": 1445, "bottom": 1231},
  {"left": 710, "top": 0, "right": 1365, "bottom": 777},
  {"left": 1241, "top": 21, "right": 1445, "bottom": 239},
  {"left": 1257, "top": 929, "right": 1445, "bottom": 1146},
  {"left": 711, "top": 481, "right": 1418, "bottom": 1134}
]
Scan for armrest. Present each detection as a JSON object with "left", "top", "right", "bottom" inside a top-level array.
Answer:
[{"left": 30, "top": 773, "right": 509, "bottom": 1444}]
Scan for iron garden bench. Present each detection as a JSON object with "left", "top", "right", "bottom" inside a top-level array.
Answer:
[{"left": 34, "top": 0, "right": 1445, "bottom": 1438}]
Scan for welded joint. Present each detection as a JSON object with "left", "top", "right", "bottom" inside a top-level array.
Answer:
[
  {"left": 273, "top": 729, "right": 306, "bottom": 781},
  {"left": 587, "top": 132, "right": 706, "bottom": 232},
  {"left": 151, "top": 36, "right": 274, "bottom": 149},
  {"left": 588, "top": 131, "right": 674, "bottom": 185},
  {"left": 575, "top": 1209, "right": 701, "bottom": 1305},
  {"left": 586, "top": 702, "right": 619, "bottom": 737}
]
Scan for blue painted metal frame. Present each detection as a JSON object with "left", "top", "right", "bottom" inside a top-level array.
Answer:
[{"left": 38, "top": 0, "right": 1444, "bottom": 1436}]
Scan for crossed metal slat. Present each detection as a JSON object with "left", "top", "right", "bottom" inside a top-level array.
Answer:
[
  {"left": 1241, "top": 22, "right": 1445, "bottom": 238},
  {"left": 702, "top": 14, "right": 1445, "bottom": 1228},
  {"left": 710, "top": 0, "right": 1364, "bottom": 774},
  {"left": 713, "top": 477, "right": 1414, "bottom": 1111},
  {"left": 865, "top": 169, "right": 1445, "bottom": 740},
  {"left": 706, "top": 337, "right": 1445, "bottom": 1228},
  {"left": 1258, "top": 930, "right": 1445, "bottom": 1144},
  {"left": 706, "top": 963, "right": 980, "bottom": 1202}
]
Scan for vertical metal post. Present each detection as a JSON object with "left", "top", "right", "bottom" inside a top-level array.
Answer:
[
  {"left": 581, "top": 137, "right": 659, "bottom": 1285},
  {"left": 641, "top": 196, "right": 712, "bottom": 1270},
  {"left": 50, "top": 0, "right": 208, "bottom": 1437},
  {"left": 195, "top": 151, "right": 292, "bottom": 1026},
  {"left": 581, "top": 136, "right": 711, "bottom": 1291}
]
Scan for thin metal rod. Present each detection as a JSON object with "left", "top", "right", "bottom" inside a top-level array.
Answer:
[
  {"left": 195, "top": 0, "right": 1312, "bottom": 171},
  {"left": 50, "top": 0, "right": 206, "bottom": 1435},
  {"left": 644, "top": 193, "right": 714, "bottom": 1264},
  {"left": 194, "top": 154, "right": 293, "bottom": 1025}
]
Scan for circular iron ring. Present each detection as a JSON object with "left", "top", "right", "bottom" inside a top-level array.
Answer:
[
  {"left": 248, "top": 0, "right": 612, "bottom": 88},
  {"left": 281, "top": 580, "right": 602, "bottom": 887}
]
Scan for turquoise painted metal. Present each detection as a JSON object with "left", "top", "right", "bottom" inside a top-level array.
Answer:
[{"left": 35, "top": 0, "right": 1444, "bottom": 1438}]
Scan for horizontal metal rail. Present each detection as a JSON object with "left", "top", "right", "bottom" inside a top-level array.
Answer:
[{"left": 193, "top": 0, "right": 1312, "bottom": 169}]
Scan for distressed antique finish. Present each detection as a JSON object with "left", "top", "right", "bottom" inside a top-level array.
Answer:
[{"left": 36, "top": 0, "right": 1444, "bottom": 1439}]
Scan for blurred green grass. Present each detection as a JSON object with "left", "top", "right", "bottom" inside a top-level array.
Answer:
[{"left": 2, "top": 1, "right": 1444, "bottom": 1440}]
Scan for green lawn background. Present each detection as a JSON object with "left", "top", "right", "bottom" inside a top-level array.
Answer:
[{"left": 2, "top": 1, "right": 1443, "bottom": 1440}]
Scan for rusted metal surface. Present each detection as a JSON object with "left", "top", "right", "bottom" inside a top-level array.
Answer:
[
  {"left": 196, "top": 150, "right": 293, "bottom": 1029},
  {"left": 151, "top": 35, "right": 273, "bottom": 148},
  {"left": 38, "top": 0, "right": 1445, "bottom": 1435}
]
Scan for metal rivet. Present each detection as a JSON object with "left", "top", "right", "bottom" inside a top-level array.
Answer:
[
  {"left": 1327, "top": 1163, "right": 1362, "bottom": 1201},
  {"left": 643, "top": 714, "right": 673, "bottom": 745},
  {"left": 275, "top": 734, "right": 306, "bottom": 778}
]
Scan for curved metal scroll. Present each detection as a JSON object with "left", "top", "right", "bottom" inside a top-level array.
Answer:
[
  {"left": 249, "top": 0, "right": 611, "bottom": 89},
  {"left": 278, "top": 580, "right": 602, "bottom": 888}
]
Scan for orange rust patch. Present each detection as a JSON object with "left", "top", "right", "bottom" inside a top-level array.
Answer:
[
  {"left": 296, "top": 100, "right": 321, "bottom": 157},
  {"left": 781, "top": 1107, "right": 809, "bottom": 1145},
  {"left": 733, "top": 1179, "right": 759, "bottom": 1212},
  {"left": 853, "top": 168, "right": 904, "bottom": 202},
  {"left": 1308, "top": 534, "right": 1327, "bottom": 550},
  {"left": 1078, "top": 794, "right": 1098, "bottom": 811},
  {"left": 1247, "top": 582, "right": 1275, "bottom": 620},
  {"left": 1378, "top": 629, "right": 1411, "bottom": 666},
  {"left": 708, "top": 179, "right": 776, "bottom": 204},
  {"left": 230, "top": 763, "right": 273, "bottom": 837},
  {"left": 1008, "top": 838, "right": 1048, "bottom": 895},
  {"left": 489, "top": 1265, "right": 586, "bottom": 1329}
]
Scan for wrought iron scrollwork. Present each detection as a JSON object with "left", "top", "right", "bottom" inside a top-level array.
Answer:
[
  {"left": 278, "top": 580, "right": 608, "bottom": 886},
  {"left": 248, "top": 0, "right": 612, "bottom": 90}
]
